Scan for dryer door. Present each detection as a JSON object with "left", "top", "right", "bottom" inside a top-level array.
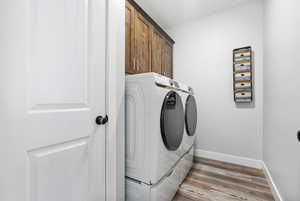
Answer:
[
  {"left": 185, "top": 95, "right": 197, "bottom": 136},
  {"left": 160, "top": 91, "right": 184, "bottom": 151}
]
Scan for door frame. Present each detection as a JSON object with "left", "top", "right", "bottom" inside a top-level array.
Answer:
[{"left": 106, "top": 0, "right": 125, "bottom": 201}]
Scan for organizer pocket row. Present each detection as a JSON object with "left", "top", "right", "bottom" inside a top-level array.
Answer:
[
  {"left": 235, "top": 98, "right": 252, "bottom": 103},
  {"left": 234, "top": 71, "right": 251, "bottom": 80},
  {"left": 234, "top": 56, "right": 251, "bottom": 61},
  {"left": 235, "top": 90, "right": 252, "bottom": 99},
  {"left": 234, "top": 52, "right": 251, "bottom": 58},
  {"left": 235, "top": 81, "right": 251, "bottom": 89},
  {"left": 234, "top": 63, "right": 251, "bottom": 68},
  {"left": 235, "top": 65, "right": 250, "bottom": 71}
]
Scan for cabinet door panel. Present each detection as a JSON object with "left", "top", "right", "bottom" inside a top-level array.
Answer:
[
  {"left": 162, "top": 41, "right": 173, "bottom": 78},
  {"left": 151, "top": 29, "right": 163, "bottom": 74},
  {"left": 125, "top": 2, "right": 135, "bottom": 73},
  {"left": 134, "top": 12, "right": 151, "bottom": 73}
]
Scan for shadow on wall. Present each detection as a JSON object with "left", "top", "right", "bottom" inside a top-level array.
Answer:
[{"left": 235, "top": 51, "right": 255, "bottom": 109}]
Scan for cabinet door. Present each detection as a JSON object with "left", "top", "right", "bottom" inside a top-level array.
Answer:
[
  {"left": 151, "top": 28, "right": 163, "bottom": 74},
  {"left": 134, "top": 12, "right": 151, "bottom": 73},
  {"left": 162, "top": 41, "right": 173, "bottom": 78},
  {"left": 125, "top": 1, "right": 135, "bottom": 73}
]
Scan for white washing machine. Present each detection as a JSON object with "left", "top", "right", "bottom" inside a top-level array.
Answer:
[
  {"left": 125, "top": 73, "right": 197, "bottom": 201},
  {"left": 125, "top": 73, "right": 185, "bottom": 184},
  {"left": 180, "top": 85, "right": 197, "bottom": 156},
  {"left": 176, "top": 84, "right": 197, "bottom": 181}
]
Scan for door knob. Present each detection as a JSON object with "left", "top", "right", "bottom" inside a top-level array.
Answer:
[{"left": 95, "top": 115, "right": 108, "bottom": 125}]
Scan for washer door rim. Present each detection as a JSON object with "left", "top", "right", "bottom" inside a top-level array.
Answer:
[
  {"left": 160, "top": 90, "right": 184, "bottom": 151},
  {"left": 185, "top": 95, "right": 197, "bottom": 136}
]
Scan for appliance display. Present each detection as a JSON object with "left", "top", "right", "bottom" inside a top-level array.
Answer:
[{"left": 125, "top": 73, "right": 197, "bottom": 201}]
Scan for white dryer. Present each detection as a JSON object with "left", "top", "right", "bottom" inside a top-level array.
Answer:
[
  {"left": 175, "top": 83, "right": 197, "bottom": 181},
  {"left": 125, "top": 73, "right": 185, "bottom": 185},
  {"left": 177, "top": 83, "right": 197, "bottom": 156}
]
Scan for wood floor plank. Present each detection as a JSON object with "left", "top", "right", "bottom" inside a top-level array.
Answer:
[
  {"left": 185, "top": 174, "right": 274, "bottom": 201},
  {"left": 177, "top": 187, "right": 215, "bottom": 201},
  {"left": 192, "top": 163, "right": 269, "bottom": 187},
  {"left": 172, "top": 157, "right": 275, "bottom": 201},
  {"left": 190, "top": 168, "right": 270, "bottom": 191},
  {"left": 180, "top": 181, "right": 251, "bottom": 201},
  {"left": 188, "top": 170, "right": 273, "bottom": 195},
  {"left": 194, "top": 156, "right": 265, "bottom": 178},
  {"left": 173, "top": 193, "right": 209, "bottom": 201}
]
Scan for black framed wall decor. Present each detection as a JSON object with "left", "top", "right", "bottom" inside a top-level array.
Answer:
[{"left": 233, "top": 46, "right": 253, "bottom": 103}]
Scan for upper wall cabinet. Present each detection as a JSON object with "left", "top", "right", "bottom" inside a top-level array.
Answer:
[
  {"left": 125, "top": 0, "right": 175, "bottom": 78},
  {"left": 162, "top": 40, "right": 173, "bottom": 78},
  {"left": 134, "top": 11, "right": 151, "bottom": 73},
  {"left": 125, "top": 2, "right": 135, "bottom": 73},
  {"left": 151, "top": 28, "right": 163, "bottom": 74},
  {"left": 125, "top": 1, "right": 135, "bottom": 74}
]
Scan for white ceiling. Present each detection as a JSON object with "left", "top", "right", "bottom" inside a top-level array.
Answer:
[{"left": 134, "top": 0, "right": 252, "bottom": 29}]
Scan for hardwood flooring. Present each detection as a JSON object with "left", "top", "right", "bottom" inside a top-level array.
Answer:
[{"left": 173, "top": 156, "right": 275, "bottom": 201}]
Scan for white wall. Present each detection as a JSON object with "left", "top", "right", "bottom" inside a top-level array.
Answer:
[
  {"left": 263, "top": 0, "right": 300, "bottom": 200},
  {"left": 168, "top": 1, "right": 264, "bottom": 160}
]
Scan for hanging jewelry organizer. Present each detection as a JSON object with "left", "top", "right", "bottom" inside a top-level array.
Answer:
[{"left": 233, "top": 46, "right": 253, "bottom": 103}]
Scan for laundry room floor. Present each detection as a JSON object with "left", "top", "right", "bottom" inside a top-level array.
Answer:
[{"left": 173, "top": 157, "right": 275, "bottom": 201}]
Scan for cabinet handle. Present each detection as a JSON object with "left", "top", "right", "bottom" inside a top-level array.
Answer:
[
  {"left": 133, "top": 58, "right": 136, "bottom": 72},
  {"left": 136, "top": 60, "right": 139, "bottom": 72}
]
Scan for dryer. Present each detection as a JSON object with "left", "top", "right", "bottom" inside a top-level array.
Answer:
[
  {"left": 175, "top": 83, "right": 197, "bottom": 181},
  {"left": 125, "top": 73, "right": 198, "bottom": 201},
  {"left": 125, "top": 73, "right": 185, "bottom": 185},
  {"left": 178, "top": 84, "right": 197, "bottom": 156},
  {"left": 125, "top": 73, "right": 194, "bottom": 201}
]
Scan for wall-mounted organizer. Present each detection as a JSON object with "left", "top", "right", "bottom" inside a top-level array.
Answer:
[{"left": 233, "top": 46, "right": 253, "bottom": 103}]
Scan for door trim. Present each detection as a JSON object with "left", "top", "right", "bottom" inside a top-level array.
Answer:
[{"left": 106, "top": 0, "right": 125, "bottom": 201}]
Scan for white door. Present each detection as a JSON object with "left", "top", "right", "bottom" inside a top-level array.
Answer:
[{"left": 0, "top": 0, "right": 107, "bottom": 201}]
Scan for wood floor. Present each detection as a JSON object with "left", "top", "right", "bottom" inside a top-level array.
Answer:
[{"left": 173, "top": 156, "right": 275, "bottom": 201}]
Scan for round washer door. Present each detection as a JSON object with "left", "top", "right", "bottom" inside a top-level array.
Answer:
[
  {"left": 160, "top": 91, "right": 184, "bottom": 151},
  {"left": 185, "top": 95, "right": 197, "bottom": 136}
]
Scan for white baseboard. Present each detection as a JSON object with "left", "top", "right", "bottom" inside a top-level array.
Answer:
[
  {"left": 262, "top": 162, "right": 283, "bottom": 201},
  {"left": 194, "top": 149, "right": 283, "bottom": 201},
  {"left": 194, "top": 149, "right": 263, "bottom": 169}
]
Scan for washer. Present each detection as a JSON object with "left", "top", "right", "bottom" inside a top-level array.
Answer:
[
  {"left": 125, "top": 73, "right": 185, "bottom": 186},
  {"left": 177, "top": 83, "right": 197, "bottom": 157}
]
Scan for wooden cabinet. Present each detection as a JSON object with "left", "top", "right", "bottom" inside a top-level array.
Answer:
[
  {"left": 125, "top": 0, "right": 174, "bottom": 78},
  {"left": 162, "top": 41, "right": 173, "bottom": 78},
  {"left": 134, "top": 12, "right": 151, "bottom": 73},
  {"left": 151, "top": 28, "right": 163, "bottom": 74},
  {"left": 125, "top": 1, "right": 135, "bottom": 73},
  {"left": 151, "top": 29, "right": 173, "bottom": 78}
]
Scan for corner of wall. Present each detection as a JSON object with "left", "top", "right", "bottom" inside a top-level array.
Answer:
[{"left": 261, "top": 162, "right": 284, "bottom": 201}]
